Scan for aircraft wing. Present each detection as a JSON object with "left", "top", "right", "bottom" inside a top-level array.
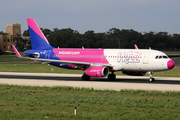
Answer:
[
  {"left": 11, "top": 44, "right": 112, "bottom": 67},
  {"left": 29, "top": 57, "right": 112, "bottom": 67}
]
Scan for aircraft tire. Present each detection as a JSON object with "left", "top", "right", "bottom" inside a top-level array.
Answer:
[
  {"left": 82, "top": 74, "right": 90, "bottom": 80},
  {"left": 149, "top": 78, "right": 155, "bottom": 82},
  {"left": 108, "top": 74, "right": 116, "bottom": 80}
]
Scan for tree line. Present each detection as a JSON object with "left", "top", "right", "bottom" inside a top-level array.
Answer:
[{"left": 10, "top": 28, "right": 180, "bottom": 51}]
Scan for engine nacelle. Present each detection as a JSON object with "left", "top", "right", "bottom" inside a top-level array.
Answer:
[
  {"left": 122, "top": 71, "right": 147, "bottom": 76},
  {"left": 85, "top": 66, "right": 109, "bottom": 77}
]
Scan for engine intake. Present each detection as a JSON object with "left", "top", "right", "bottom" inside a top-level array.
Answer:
[
  {"left": 85, "top": 66, "right": 109, "bottom": 77},
  {"left": 122, "top": 71, "right": 147, "bottom": 76}
]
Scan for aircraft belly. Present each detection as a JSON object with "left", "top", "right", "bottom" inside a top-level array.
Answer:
[{"left": 122, "top": 63, "right": 143, "bottom": 71}]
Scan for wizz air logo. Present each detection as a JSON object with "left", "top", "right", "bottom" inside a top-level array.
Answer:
[{"left": 117, "top": 51, "right": 142, "bottom": 64}]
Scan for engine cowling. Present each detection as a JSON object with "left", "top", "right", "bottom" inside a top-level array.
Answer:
[
  {"left": 85, "top": 66, "right": 109, "bottom": 77},
  {"left": 122, "top": 71, "right": 147, "bottom": 76}
]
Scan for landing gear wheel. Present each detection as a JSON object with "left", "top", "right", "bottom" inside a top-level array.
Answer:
[
  {"left": 108, "top": 74, "right": 116, "bottom": 80},
  {"left": 148, "top": 71, "right": 155, "bottom": 82},
  {"left": 149, "top": 78, "right": 155, "bottom": 82},
  {"left": 82, "top": 74, "right": 90, "bottom": 80}
]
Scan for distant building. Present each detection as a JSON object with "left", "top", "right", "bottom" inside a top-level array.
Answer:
[
  {"left": 6, "top": 23, "right": 21, "bottom": 36},
  {"left": 0, "top": 23, "right": 21, "bottom": 52},
  {"left": 0, "top": 35, "right": 15, "bottom": 52}
]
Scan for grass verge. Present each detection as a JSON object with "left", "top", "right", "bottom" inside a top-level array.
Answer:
[
  {"left": 0, "top": 55, "right": 29, "bottom": 62},
  {"left": 0, "top": 84, "right": 180, "bottom": 119}
]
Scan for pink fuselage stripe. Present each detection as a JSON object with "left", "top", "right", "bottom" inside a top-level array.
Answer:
[
  {"left": 27, "top": 18, "right": 49, "bottom": 43},
  {"left": 53, "top": 49, "right": 109, "bottom": 64}
]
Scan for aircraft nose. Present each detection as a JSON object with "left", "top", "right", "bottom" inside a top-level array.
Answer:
[{"left": 167, "top": 60, "right": 175, "bottom": 69}]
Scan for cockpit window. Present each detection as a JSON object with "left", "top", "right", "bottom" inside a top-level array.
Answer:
[
  {"left": 155, "top": 55, "right": 169, "bottom": 59},
  {"left": 163, "top": 56, "right": 168, "bottom": 59}
]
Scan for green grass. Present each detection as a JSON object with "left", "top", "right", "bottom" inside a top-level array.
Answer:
[
  {"left": 153, "top": 67, "right": 180, "bottom": 77},
  {"left": 0, "top": 55, "right": 29, "bottom": 62},
  {"left": 0, "top": 63, "right": 83, "bottom": 74},
  {"left": 173, "top": 59, "right": 180, "bottom": 61},
  {"left": 0, "top": 55, "right": 180, "bottom": 119},
  {"left": 0, "top": 84, "right": 180, "bottom": 119}
]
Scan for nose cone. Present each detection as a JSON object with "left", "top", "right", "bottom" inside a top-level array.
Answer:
[{"left": 167, "top": 60, "right": 175, "bottom": 69}]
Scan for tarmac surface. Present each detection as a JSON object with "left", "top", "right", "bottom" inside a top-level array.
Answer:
[{"left": 0, "top": 72, "right": 180, "bottom": 91}]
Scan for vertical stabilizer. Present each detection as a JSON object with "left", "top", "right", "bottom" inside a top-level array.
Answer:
[{"left": 27, "top": 18, "right": 53, "bottom": 50}]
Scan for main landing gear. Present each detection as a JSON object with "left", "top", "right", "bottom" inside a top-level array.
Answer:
[
  {"left": 148, "top": 71, "right": 155, "bottom": 82},
  {"left": 82, "top": 74, "right": 90, "bottom": 80},
  {"left": 108, "top": 72, "right": 116, "bottom": 80}
]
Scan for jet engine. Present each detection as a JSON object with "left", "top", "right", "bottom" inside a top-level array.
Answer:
[
  {"left": 122, "top": 71, "right": 147, "bottom": 76},
  {"left": 85, "top": 66, "right": 109, "bottom": 77}
]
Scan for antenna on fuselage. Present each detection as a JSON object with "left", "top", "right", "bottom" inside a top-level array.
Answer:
[
  {"left": 82, "top": 46, "right": 84, "bottom": 49},
  {"left": 149, "top": 47, "right": 151, "bottom": 50}
]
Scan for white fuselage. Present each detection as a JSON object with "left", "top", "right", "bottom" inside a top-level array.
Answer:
[{"left": 104, "top": 49, "right": 171, "bottom": 72}]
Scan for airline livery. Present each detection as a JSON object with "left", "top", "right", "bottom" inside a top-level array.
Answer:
[{"left": 12, "top": 18, "right": 175, "bottom": 82}]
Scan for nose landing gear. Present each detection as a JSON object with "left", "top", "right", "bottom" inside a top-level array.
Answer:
[{"left": 148, "top": 71, "right": 155, "bottom": 82}]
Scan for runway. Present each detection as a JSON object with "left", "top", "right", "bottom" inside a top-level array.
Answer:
[{"left": 0, "top": 72, "right": 180, "bottom": 91}]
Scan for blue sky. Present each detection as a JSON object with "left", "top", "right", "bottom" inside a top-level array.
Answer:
[{"left": 0, "top": 0, "right": 180, "bottom": 34}]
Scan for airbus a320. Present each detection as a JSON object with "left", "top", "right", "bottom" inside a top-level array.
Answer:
[{"left": 12, "top": 18, "right": 175, "bottom": 82}]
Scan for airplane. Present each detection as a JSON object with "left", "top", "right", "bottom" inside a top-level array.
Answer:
[{"left": 12, "top": 18, "right": 175, "bottom": 82}]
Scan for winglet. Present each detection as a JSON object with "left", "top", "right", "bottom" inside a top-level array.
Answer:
[
  {"left": 134, "top": 44, "right": 138, "bottom": 49},
  {"left": 11, "top": 44, "right": 21, "bottom": 57}
]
